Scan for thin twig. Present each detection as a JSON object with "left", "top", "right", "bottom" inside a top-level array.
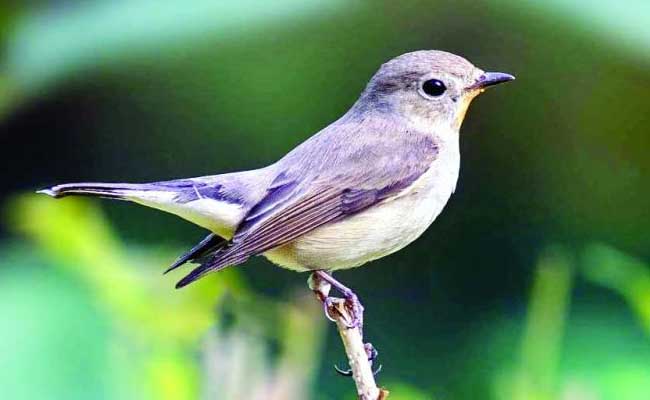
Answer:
[{"left": 309, "top": 275, "right": 389, "bottom": 400}]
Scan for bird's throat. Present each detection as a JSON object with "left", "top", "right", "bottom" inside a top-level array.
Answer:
[{"left": 453, "top": 92, "right": 480, "bottom": 131}]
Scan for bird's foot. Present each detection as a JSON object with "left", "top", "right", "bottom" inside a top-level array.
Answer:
[
  {"left": 343, "top": 291, "right": 364, "bottom": 330},
  {"left": 322, "top": 296, "right": 338, "bottom": 323},
  {"left": 310, "top": 270, "right": 364, "bottom": 330},
  {"left": 334, "top": 342, "right": 382, "bottom": 377},
  {"left": 308, "top": 271, "right": 381, "bottom": 379}
]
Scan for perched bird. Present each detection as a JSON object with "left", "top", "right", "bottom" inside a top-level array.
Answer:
[{"left": 39, "top": 50, "right": 513, "bottom": 324}]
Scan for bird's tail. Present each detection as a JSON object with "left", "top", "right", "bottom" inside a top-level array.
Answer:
[
  {"left": 38, "top": 179, "right": 236, "bottom": 235},
  {"left": 37, "top": 176, "right": 253, "bottom": 236},
  {"left": 37, "top": 170, "right": 277, "bottom": 288},
  {"left": 38, "top": 169, "right": 274, "bottom": 248},
  {"left": 37, "top": 182, "right": 151, "bottom": 200}
]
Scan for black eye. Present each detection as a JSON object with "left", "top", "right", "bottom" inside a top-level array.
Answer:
[{"left": 421, "top": 79, "right": 447, "bottom": 97}]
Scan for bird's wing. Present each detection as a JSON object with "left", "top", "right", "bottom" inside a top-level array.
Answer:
[
  {"left": 175, "top": 129, "right": 439, "bottom": 287},
  {"left": 164, "top": 233, "right": 226, "bottom": 273}
]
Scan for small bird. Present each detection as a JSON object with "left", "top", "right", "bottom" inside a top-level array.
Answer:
[{"left": 39, "top": 50, "right": 513, "bottom": 326}]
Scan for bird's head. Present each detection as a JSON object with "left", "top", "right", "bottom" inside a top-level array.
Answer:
[{"left": 357, "top": 50, "right": 514, "bottom": 132}]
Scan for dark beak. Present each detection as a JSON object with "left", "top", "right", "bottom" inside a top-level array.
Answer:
[{"left": 468, "top": 71, "right": 515, "bottom": 90}]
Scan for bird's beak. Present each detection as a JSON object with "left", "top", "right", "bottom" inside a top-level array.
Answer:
[{"left": 467, "top": 72, "right": 515, "bottom": 91}]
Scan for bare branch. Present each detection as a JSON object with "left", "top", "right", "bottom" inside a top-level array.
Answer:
[{"left": 309, "top": 274, "right": 389, "bottom": 400}]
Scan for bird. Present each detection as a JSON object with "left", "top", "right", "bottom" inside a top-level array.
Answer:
[{"left": 38, "top": 50, "right": 514, "bottom": 327}]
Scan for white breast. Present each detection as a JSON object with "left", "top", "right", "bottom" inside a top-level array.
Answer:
[{"left": 264, "top": 132, "right": 461, "bottom": 271}]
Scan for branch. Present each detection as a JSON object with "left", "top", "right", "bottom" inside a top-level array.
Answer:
[{"left": 309, "top": 275, "right": 389, "bottom": 400}]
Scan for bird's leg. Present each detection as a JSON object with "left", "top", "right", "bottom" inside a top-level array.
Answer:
[
  {"left": 308, "top": 273, "right": 336, "bottom": 322},
  {"left": 308, "top": 271, "right": 383, "bottom": 380},
  {"left": 312, "top": 270, "right": 364, "bottom": 330}
]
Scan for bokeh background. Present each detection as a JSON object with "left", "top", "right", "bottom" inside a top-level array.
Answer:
[{"left": 1, "top": 1, "right": 649, "bottom": 399}]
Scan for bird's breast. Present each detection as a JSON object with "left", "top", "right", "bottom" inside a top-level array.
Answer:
[{"left": 264, "top": 138, "right": 461, "bottom": 271}]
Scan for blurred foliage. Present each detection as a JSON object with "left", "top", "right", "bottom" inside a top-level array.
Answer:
[
  {"left": 3, "top": 1, "right": 348, "bottom": 96},
  {"left": 521, "top": 249, "right": 572, "bottom": 389},
  {"left": 498, "top": 247, "right": 574, "bottom": 400},
  {"left": 2, "top": 195, "right": 326, "bottom": 399},
  {"left": 582, "top": 243, "right": 650, "bottom": 334},
  {"left": 1, "top": 0, "right": 649, "bottom": 399},
  {"left": 10, "top": 195, "right": 227, "bottom": 342}
]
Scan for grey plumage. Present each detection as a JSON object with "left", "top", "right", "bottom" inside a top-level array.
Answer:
[
  {"left": 39, "top": 50, "right": 514, "bottom": 288},
  {"left": 175, "top": 117, "right": 439, "bottom": 287}
]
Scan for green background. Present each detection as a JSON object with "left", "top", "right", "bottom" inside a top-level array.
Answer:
[{"left": 1, "top": 1, "right": 649, "bottom": 399}]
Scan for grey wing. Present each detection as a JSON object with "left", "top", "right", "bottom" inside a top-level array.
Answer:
[
  {"left": 164, "top": 233, "right": 226, "bottom": 274},
  {"left": 175, "top": 130, "right": 439, "bottom": 288}
]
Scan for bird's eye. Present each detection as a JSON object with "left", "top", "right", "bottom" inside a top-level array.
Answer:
[{"left": 421, "top": 79, "right": 447, "bottom": 98}]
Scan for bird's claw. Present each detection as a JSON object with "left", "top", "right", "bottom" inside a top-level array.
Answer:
[
  {"left": 365, "top": 342, "right": 378, "bottom": 363},
  {"left": 322, "top": 297, "right": 338, "bottom": 323},
  {"left": 342, "top": 292, "right": 364, "bottom": 329},
  {"left": 312, "top": 271, "right": 381, "bottom": 379},
  {"left": 366, "top": 342, "right": 382, "bottom": 375},
  {"left": 313, "top": 272, "right": 364, "bottom": 330},
  {"left": 334, "top": 342, "right": 382, "bottom": 378},
  {"left": 334, "top": 364, "right": 382, "bottom": 377},
  {"left": 334, "top": 364, "right": 353, "bottom": 377}
]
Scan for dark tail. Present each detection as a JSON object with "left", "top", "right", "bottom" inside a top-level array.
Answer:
[
  {"left": 164, "top": 233, "right": 225, "bottom": 274},
  {"left": 37, "top": 182, "right": 152, "bottom": 199}
]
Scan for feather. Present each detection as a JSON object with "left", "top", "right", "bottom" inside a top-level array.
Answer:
[
  {"left": 175, "top": 119, "right": 439, "bottom": 288},
  {"left": 164, "top": 233, "right": 226, "bottom": 274}
]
